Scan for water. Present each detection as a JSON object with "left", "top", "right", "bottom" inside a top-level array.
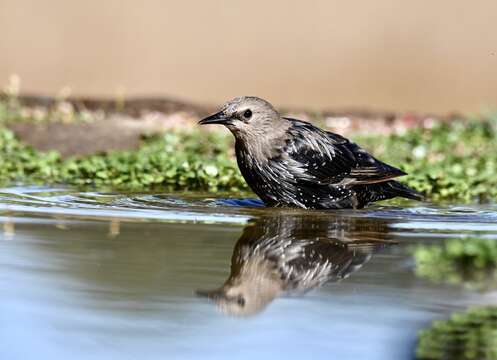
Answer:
[{"left": 1, "top": 186, "right": 497, "bottom": 360}]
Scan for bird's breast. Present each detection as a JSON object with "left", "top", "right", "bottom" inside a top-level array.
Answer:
[{"left": 235, "top": 147, "right": 287, "bottom": 202}]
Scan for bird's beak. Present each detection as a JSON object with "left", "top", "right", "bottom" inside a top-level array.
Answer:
[
  {"left": 196, "top": 288, "right": 225, "bottom": 300},
  {"left": 198, "top": 111, "right": 231, "bottom": 125}
]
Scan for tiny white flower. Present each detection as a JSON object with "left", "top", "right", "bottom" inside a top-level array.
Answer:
[
  {"left": 412, "top": 145, "right": 426, "bottom": 159},
  {"left": 204, "top": 165, "right": 218, "bottom": 176}
]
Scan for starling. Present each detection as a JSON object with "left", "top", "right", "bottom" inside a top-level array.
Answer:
[
  {"left": 197, "top": 214, "right": 392, "bottom": 316},
  {"left": 199, "top": 96, "right": 423, "bottom": 209}
]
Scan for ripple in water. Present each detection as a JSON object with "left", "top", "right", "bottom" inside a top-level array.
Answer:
[{"left": 1, "top": 185, "right": 496, "bottom": 230}]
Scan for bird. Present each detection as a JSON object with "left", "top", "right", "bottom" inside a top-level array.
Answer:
[
  {"left": 199, "top": 96, "right": 423, "bottom": 209},
  {"left": 197, "top": 213, "right": 393, "bottom": 316}
]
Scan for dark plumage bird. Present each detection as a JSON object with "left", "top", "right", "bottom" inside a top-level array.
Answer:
[
  {"left": 199, "top": 96, "right": 422, "bottom": 209},
  {"left": 197, "top": 214, "right": 392, "bottom": 316}
]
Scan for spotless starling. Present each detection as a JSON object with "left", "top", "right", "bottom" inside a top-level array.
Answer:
[{"left": 199, "top": 97, "right": 422, "bottom": 209}]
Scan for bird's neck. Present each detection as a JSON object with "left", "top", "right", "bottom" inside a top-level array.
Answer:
[{"left": 235, "top": 119, "right": 290, "bottom": 161}]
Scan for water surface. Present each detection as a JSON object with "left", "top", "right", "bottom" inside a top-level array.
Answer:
[{"left": 1, "top": 186, "right": 496, "bottom": 360}]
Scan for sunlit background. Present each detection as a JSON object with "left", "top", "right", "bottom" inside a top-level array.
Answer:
[{"left": 1, "top": 0, "right": 497, "bottom": 112}]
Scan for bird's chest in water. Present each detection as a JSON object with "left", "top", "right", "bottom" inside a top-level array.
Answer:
[
  {"left": 236, "top": 148, "right": 353, "bottom": 209},
  {"left": 236, "top": 151, "right": 289, "bottom": 202}
]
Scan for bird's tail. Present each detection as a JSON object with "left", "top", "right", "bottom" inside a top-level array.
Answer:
[
  {"left": 383, "top": 180, "right": 424, "bottom": 201},
  {"left": 353, "top": 180, "right": 424, "bottom": 207}
]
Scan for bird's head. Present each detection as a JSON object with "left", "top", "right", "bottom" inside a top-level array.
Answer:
[
  {"left": 199, "top": 96, "right": 283, "bottom": 140},
  {"left": 196, "top": 256, "right": 283, "bottom": 317},
  {"left": 197, "top": 286, "right": 261, "bottom": 317},
  {"left": 197, "top": 281, "right": 280, "bottom": 317}
]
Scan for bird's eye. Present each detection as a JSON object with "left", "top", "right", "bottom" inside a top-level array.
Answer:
[
  {"left": 236, "top": 296, "right": 246, "bottom": 307},
  {"left": 243, "top": 109, "right": 252, "bottom": 120}
]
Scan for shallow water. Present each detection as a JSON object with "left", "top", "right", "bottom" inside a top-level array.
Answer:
[{"left": 1, "top": 186, "right": 497, "bottom": 360}]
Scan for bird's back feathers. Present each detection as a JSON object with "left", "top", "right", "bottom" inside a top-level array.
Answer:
[{"left": 283, "top": 118, "right": 406, "bottom": 186}]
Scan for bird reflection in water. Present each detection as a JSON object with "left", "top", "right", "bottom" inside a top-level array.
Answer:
[{"left": 198, "top": 213, "right": 394, "bottom": 316}]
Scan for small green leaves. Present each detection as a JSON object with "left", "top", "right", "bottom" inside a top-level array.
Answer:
[
  {"left": 0, "top": 127, "right": 247, "bottom": 192},
  {"left": 417, "top": 306, "right": 497, "bottom": 360},
  {"left": 355, "top": 116, "right": 497, "bottom": 202},
  {"left": 412, "top": 237, "right": 497, "bottom": 291}
]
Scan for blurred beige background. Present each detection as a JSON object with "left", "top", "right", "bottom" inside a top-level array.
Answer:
[{"left": 1, "top": 0, "right": 497, "bottom": 113}]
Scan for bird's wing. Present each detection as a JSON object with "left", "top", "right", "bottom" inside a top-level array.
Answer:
[{"left": 281, "top": 119, "right": 406, "bottom": 186}]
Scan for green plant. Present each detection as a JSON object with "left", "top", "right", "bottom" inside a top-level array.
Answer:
[
  {"left": 0, "top": 127, "right": 247, "bottom": 191},
  {"left": 417, "top": 306, "right": 497, "bottom": 360},
  {"left": 413, "top": 237, "right": 497, "bottom": 290},
  {"left": 357, "top": 116, "right": 497, "bottom": 202}
]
